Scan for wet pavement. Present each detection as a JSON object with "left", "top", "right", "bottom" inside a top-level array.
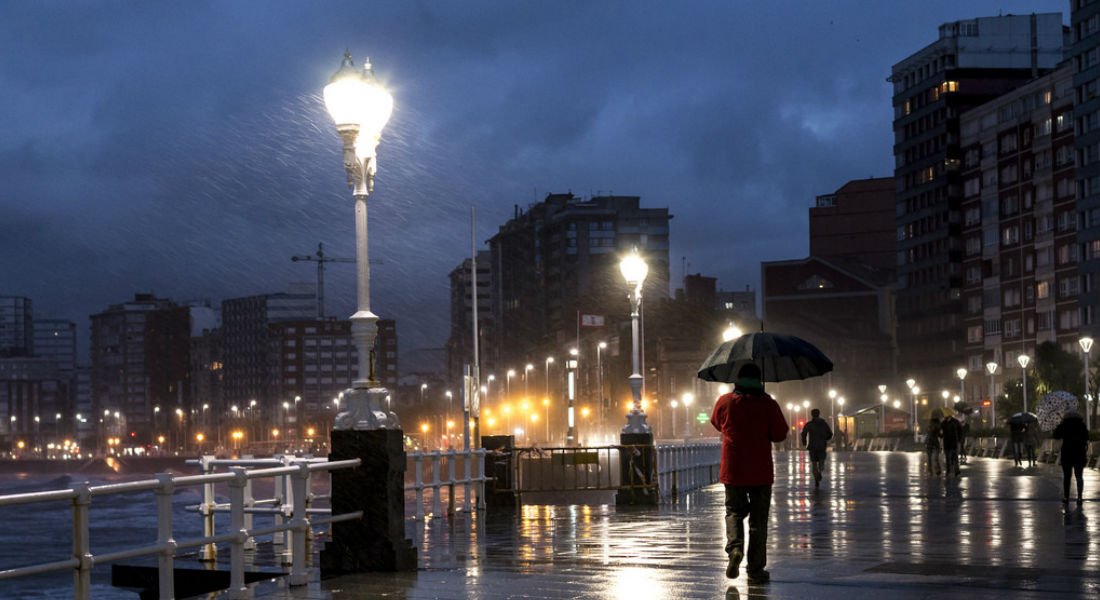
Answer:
[{"left": 236, "top": 451, "right": 1099, "bottom": 599}]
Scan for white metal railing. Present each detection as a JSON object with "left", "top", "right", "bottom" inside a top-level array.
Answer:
[
  {"left": 0, "top": 456, "right": 361, "bottom": 600},
  {"left": 656, "top": 441, "right": 721, "bottom": 500},
  {"left": 404, "top": 448, "right": 490, "bottom": 520}
]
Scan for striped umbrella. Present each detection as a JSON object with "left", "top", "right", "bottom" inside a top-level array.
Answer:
[{"left": 697, "top": 332, "right": 833, "bottom": 383}]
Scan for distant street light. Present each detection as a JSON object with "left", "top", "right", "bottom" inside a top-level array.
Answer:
[
  {"left": 1080, "top": 337, "right": 1093, "bottom": 430},
  {"left": 986, "top": 361, "right": 999, "bottom": 427},
  {"left": 620, "top": 248, "right": 650, "bottom": 435},
  {"left": 956, "top": 367, "right": 967, "bottom": 406},
  {"left": 323, "top": 50, "right": 394, "bottom": 428},
  {"left": 596, "top": 342, "right": 607, "bottom": 441},
  {"left": 722, "top": 323, "right": 742, "bottom": 342},
  {"left": 1017, "top": 354, "right": 1031, "bottom": 414}
]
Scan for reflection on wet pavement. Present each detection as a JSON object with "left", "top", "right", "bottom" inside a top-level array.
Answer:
[{"left": 257, "top": 452, "right": 1100, "bottom": 599}]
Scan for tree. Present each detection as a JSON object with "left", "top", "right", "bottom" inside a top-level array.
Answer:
[{"left": 1032, "top": 341, "right": 1084, "bottom": 398}]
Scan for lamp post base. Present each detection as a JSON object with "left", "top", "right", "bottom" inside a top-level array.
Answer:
[
  {"left": 621, "top": 409, "right": 651, "bottom": 434},
  {"left": 334, "top": 387, "right": 399, "bottom": 431},
  {"left": 617, "top": 431, "right": 657, "bottom": 505}
]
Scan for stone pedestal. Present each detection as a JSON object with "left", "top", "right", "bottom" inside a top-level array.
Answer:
[
  {"left": 616, "top": 432, "right": 658, "bottom": 506},
  {"left": 480, "top": 435, "right": 516, "bottom": 510},
  {"left": 320, "top": 429, "right": 416, "bottom": 574}
]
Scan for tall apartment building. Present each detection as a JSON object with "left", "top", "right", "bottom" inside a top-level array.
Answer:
[
  {"left": 270, "top": 317, "right": 398, "bottom": 418},
  {"left": 89, "top": 294, "right": 190, "bottom": 444},
  {"left": 446, "top": 251, "right": 494, "bottom": 387},
  {"left": 959, "top": 64, "right": 1078, "bottom": 406},
  {"left": 0, "top": 356, "right": 70, "bottom": 450},
  {"left": 0, "top": 296, "right": 33, "bottom": 357},
  {"left": 220, "top": 284, "right": 316, "bottom": 412},
  {"left": 810, "top": 178, "right": 897, "bottom": 270},
  {"left": 1073, "top": 1, "right": 1100, "bottom": 336},
  {"left": 33, "top": 317, "right": 77, "bottom": 374},
  {"left": 487, "top": 194, "right": 672, "bottom": 369},
  {"left": 891, "top": 13, "right": 1065, "bottom": 393}
]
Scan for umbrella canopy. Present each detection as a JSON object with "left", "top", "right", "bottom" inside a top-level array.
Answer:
[
  {"left": 921, "top": 406, "right": 956, "bottom": 421},
  {"left": 1006, "top": 412, "right": 1039, "bottom": 425},
  {"left": 1035, "top": 391, "right": 1078, "bottom": 431},
  {"left": 696, "top": 332, "right": 833, "bottom": 383},
  {"left": 953, "top": 401, "right": 975, "bottom": 415}
]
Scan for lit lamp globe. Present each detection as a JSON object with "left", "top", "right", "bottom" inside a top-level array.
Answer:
[
  {"left": 619, "top": 250, "right": 648, "bottom": 288},
  {"left": 323, "top": 52, "right": 393, "bottom": 165},
  {"left": 722, "top": 323, "right": 742, "bottom": 342}
]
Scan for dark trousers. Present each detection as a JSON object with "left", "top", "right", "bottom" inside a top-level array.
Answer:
[
  {"left": 724, "top": 484, "right": 771, "bottom": 573},
  {"left": 1024, "top": 444, "right": 1037, "bottom": 466},
  {"left": 1062, "top": 463, "right": 1085, "bottom": 500},
  {"left": 944, "top": 447, "right": 959, "bottom": 473},
  {"left": 1012, "top": 441, "right": 1024, "bottom": 465}
]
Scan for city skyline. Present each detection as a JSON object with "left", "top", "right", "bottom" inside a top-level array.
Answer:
[{"left": 1, "top": 2, "right": 1057, "bottom": 361}]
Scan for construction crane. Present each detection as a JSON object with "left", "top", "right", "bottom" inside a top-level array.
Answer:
[{"left": 291, "top": 243, "right": 354, "bottom": 319}]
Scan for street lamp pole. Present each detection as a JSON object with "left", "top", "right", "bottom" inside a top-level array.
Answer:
[
  {"left": 620, "top": 248, "right": 650, "bottom": 435},
  {"left": 986, "top": 361, "right": 999, "bottom": 428},
  {"left": 596, "top": 341, "right": 606, "bottom": 442},
  {"left": 323, "top": 51, "right": 395, "bottom": 431},
  {"left": 1017, "top": 354, "right": 1031, "bottom": 414},
  {"left": 878, "top": 384, "right": 887, "bottom": 434},
  {"left": 544, "top": 357, "right": 554, "bottom": 440},
  {"left": 956, "top": 368, "right": 967, "bottom": 407},
  {"left": 1080, "top": 337, "right": 1093, "bottom": 430},
  {"left": 567, "top": 349, "right": 579, "bottom": 445},
  {"left": 682, "top": 393, "right": 693, "bottom": 439}
]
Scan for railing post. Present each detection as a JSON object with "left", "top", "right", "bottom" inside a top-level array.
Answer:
[
  {"left": 71, "top": 481, "right": 92, "bottom": 600},
  {"left": 227, "top": 467, "right": 249, "bottom": 599},
  {"left": 199, "top": 455, "right": 217, "bottom": 561},
  {"left": 463, "top": 450, "right": 472, "bottom": 512},
  {"left": 447, "top": 449, "right": 456, "bottom": 515},
  {"left": 243, "top": 477, "right": 256, "bottom": 551},
  {"left": 431, "top": 450, "right": 442, "bottom": 518},
  {"left": 154, "top": 473, "right": 177, "bottom": 600},
  {"left": 289, "top": 462, "right": 311, "bottom": 586},
  {"left": 413, "top": 452, "right": 425, "bottom": 521},
  {"left": 476, "top": 449, "right": 487, "bottom": 510},
  {"left": 273, "top": 456, "right": 287, "bottom": 547}
]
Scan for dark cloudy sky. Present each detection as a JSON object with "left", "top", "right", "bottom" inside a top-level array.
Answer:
[{"left": 1, "top": 1, "right": 1061, "bottom": 362}]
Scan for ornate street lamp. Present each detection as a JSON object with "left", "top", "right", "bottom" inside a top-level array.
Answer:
[
  {"left": 620, "top": 248, "right": 650, "bottom": 434},
  {"left": 1017, "top": 354, "right": 1031, "bottom": 414},
  {"left": 596, "top": 342, "right": 607, "bottom": 441},
  {"left": 324, "top": 51, "right": 396, "bottom": 431},
  {"left": 986, "top": 361, "right": 999, "bottom": 427}
]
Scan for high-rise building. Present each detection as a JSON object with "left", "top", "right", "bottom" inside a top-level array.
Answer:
[
  {"left": 220, "top": 284, "right": 316, "bottom": 412},
  {"left": 90, "top": 294, "right": 190, "bottom": 445},
  {"left": 0, "top": 296, "right": 33, "bottom": 357},
  {"left": 959, "top": 64, "right": 1077, "bottom": 412},
  {"left": 809, "top": 178, "right": 896, "bottom": 270},
  {"left": 1072, "top": 1, "right": 1100, "bottom": 341},
  {"left": 446, "top": 251, "right": 494, "bottom": 387},
  {"left": 891, "top": 13, "right": 1064, "bottom": 392},
  {"left": 487, "top": 194, "right": 672, "bottom": 367},
  {"left": 0, "top": 356, "right": 70, "bottom": 451},
  {"left": 33, "top": 317, "right": 77, "bottom": 375}
]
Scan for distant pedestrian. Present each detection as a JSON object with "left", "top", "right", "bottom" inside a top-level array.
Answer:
[
  {"left": 959, "top": 418, "right": 971, "bottom": 464},
  {"left": 940, "top": 416, "right": 962, "bottom": 477},
  {"left": 1052, "top": 410, "right": 1089, "bottom": 506},
  {"left": 710, "top": 363, "right": 788, "bottom": 584},
  {"left": 925, "top": 417, "right": 942, "bottom": 475},
  {"left": 800, "top": 408, "right": 832, "bottom": 488},
  {"left": 1010, "top": 421, "right": 1027, "bottom": 467},
  {"left": 1024, "top": 422, "right": 1041, "bottom": 467}
]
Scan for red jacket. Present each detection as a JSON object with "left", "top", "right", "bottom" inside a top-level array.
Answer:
[{"left": 710, "top": 390, "right": 788, "bottom": 486}]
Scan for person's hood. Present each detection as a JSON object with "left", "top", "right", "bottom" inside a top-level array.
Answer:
[{"left": 1064, "top": 410, "right": 1083, "bottom": 420}]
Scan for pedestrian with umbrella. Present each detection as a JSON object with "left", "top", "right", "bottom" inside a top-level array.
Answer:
[
  {"left": 940, "top": 413, "right": 963, "bottom": 477},
  {"left": 1009, "top": 416, "right": 1028, "bottom": 467},
  {"left": 700, "top": 331, "right": 832, "bottom": 584},
  {"left": 1024, "top": 415, "right": 1041, "bottom": 467},
  {"left": 1053, "top": 410, "right": 1089, "bottom": 506}
]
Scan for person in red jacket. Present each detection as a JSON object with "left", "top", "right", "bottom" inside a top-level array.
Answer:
[{"left": 710, "top": 363, "right": 788, "bottom": 584}]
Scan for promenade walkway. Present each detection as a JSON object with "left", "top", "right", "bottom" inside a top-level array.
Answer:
[{"left": 241, "top": 451, "right": 1099, "bottom": 599}]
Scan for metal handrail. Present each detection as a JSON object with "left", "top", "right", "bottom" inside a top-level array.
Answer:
[
  {"left": 0, "top": 456, "right": 361, "bottom": 600},
  {"left": 655, "top": 441, "right": 721, "bottom": 501},
  {"left": 404, "top": 448, "right": 489, "bottom": 520}
]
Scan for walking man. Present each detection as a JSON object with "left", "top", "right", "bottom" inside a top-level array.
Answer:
[
  {"left": 800, "top": 408, "right": 832, "bottom": 488},
  {"left": 710, "top": 363, "right": 788, "bottom": 584},
  {"left": 940, "top": 415, "right": 962, "bottom": 477}
]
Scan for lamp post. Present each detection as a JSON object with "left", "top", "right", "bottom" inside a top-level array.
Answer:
[
  {"left": 836, "top": 397, "right": 845, "bottom": 448},
  {"left": 878, "top": 384, "right": 887, "bottom": 434},
  {"left": 1017, "top": 354, "right": 1031, "bottom": 414},
  {"left": 986, "top": 361, "right": 998, "bottom": 427},
  {"left": 905, "top": 379, "right": 916, "bottom": 441},
  {"left": 524, "top": 364, "right": 534, "bottom": 400},
  {"left": 941, "top": 390, "right": 949, "bottom": 407},
  {"left": 1080, "top": 337, "right": 1093, "bottom": 430},
  {"left": 506, "top": 369, "right": 515, "bottom": 405},
  {"left": 670, "top": 400, "right": 678, "bottom": 437},
  {"left": 596, "top": 341, "right": 606, "bottom": 441},
  {"left": 682, "top": 393, "right": 693, "bottom": 439},
  {"left": 827, "top": 389, "right": 837, "bottom": 440},
  {"left": 956, "top": 367, "right": 967, "bottom": 407},
  {"left": 323, "top": 51, "right": 395, "bottom": 430},
  {"left": 620, "top": 248, "right": 650, "bottom": 434},
  {"left": 566, "top": 349, "right": 579, "bottom": 445},
  {"left": 785, "top": 403, "right": 794, "bottom": 448},
  {"left": 544, "top": 357, "right": 554, "bottom": 403}
]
